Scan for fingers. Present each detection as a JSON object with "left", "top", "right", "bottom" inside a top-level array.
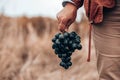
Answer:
[
  {"left": 58, "top": 21, "right": 66, "bottom": 32},
  {"left": 57, "top": 15, "right": 67, "bottom": 32},
  {"left": 66, "top": 19, "right": 73, "bottom": 28},
  {"left": 57, "top": 15, "right": 72, "bottom": 32}
]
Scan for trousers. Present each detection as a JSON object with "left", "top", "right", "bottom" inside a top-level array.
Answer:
[{"left": 93, "top": 0, "right": 120, "bottom": 79}]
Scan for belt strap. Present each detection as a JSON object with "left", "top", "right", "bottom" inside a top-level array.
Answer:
[{"left": 87, "top": 23, "right": 92, "bottom": 62}]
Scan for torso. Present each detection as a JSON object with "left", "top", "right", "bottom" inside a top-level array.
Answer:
[{"left": 93, "top": 0, "right": 120, "bottom": 57}]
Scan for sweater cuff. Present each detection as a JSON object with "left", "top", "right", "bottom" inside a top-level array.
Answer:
[{"left": 62, "top": 0, "right": 83, "bottom": 9}]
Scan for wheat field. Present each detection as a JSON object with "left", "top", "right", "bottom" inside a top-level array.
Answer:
[{"left": 0, "top": 15, "right": 98, "bottom": 80}]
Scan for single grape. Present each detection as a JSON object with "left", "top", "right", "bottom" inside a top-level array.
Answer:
[
  {"left": 55, "top": 33, "right": 61, "bottom": 39},
  {"left": 71, "top": 31, "right": 77, "bottom": 36},
  {"left": 59, "top": 48, "right": 66, "bottom": 53},
  {"left": 76, "top": 36, "right": 81, "bottom": 40},
  {"left": 66, "top": 57, "right": 71, "bottom": 62},
  {"left": 52, "top": 38, "right": 56, "bottom": 42},
  {"left": 55, "top": 48, "right": 59, "bottom": 54},
  {"left": 77, "top": 44, "right": 82, "bottom": 50},
  {"left": 69, "top": 33, "right": 75, "bottom": 39},
  {"left": 66, "top": 37, "right": 70, "bottom": 42},
  {"left": 61, "top": 57, "right": 71, "bottom": 63},
  {"left": 58, "top": 44, "right": 64, "bottom": 49},
  {"left": 64, "top": 47, "right": 69, "bottom": 52},
  {"left": 63, "top": 39, "right": 68, "bottom": 45},
  {"left": 67, "top": 62, "right": 72, "bottom": 66},
  {"left": 69, "top": 47, "right": 75, "bottom": 52},
  {"left": 60, "top": 62, "right": 66, "bottom": 67},
  {"left": 67, "top": 52, "right": 72, "bottom": 56},
  {"left": 62, "top": 57, "right": 71, "bottom": 62},
  {"left": 59, "top": 34, "right": 64, "bottom": 42},
  {"left": 64, "top": 65, "right": 69, "bottom": 69},
  {"left": 61, "top": 58, "right": 66, "bottom": 62},
  {"left": 72, "top": 43, "right": 78, "bottom": 49},
  {"left": 68, "top": 41, "right": 73, "bottom": 46},
  {"left": 62, "top": 54, "right": 67, "bottom": 58},
  {"left": 74, "top": 38, "right": 80, "bottom": 44},
  {"left": 55, "top": 39, "right": 60, "bottom": 45},
  {"left": 52, "top": 44, "right": 57, "bottom": 49},
  {"left": 58, "top": 54, "right": 62, "bottom": 58},
  {"left": 63, "top": 32, "right": 69, "bottom": 38}
]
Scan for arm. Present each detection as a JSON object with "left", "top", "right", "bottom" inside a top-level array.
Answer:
[{"left": 57, "top": 0, "right": 84, "bottom": 32}]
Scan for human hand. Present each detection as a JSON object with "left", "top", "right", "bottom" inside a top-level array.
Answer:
[{"left": 57, "top": 3, "right": 78, "bottom": 32}]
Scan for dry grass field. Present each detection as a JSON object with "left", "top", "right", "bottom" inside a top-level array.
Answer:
[{"left": 0, "top": 15, "right": 98, "bottom": 80}]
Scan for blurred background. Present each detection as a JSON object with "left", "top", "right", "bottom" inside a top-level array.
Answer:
[{"left": 0, "top": 0, "right": 98, "bottom": 80}]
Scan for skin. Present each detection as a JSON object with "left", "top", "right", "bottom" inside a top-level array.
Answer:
[{"left": 57, "top": 3, "right": 78, "bottom": 32}]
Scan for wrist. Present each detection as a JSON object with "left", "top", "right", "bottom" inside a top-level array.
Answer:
[
  {"left": 62, "top": 0, "right": 82, "bottom": 9},
  {"left": 65, "top": 3, "right": 78, "bottom": 10}
]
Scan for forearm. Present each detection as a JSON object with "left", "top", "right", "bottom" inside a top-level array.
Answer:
[{"left": 62, "top": 0, "right": 84, "bottom": 9}]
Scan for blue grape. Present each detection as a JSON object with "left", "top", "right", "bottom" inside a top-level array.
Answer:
[{"left": 52, "top": 31, "right": 82, "bottom": 69}]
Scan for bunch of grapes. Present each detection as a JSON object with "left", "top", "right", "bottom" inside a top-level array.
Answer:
[{"left": 52, "top": 31, "right": 82, "bottom": 69}]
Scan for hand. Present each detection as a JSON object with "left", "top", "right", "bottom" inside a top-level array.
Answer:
[{"left": 57, "top": 3, "right": 78, "bottom": 32}]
